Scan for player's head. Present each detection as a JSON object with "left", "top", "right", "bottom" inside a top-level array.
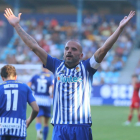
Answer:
[
  {"left": 42, "top": 67, "right": 49, "bottom": 73},
  {"left": 132, "top": 74, "right": 139, "bottom": 82},
  {"left": 64, "top": 40, "right": 83, "bottom": 67},
  {"left": 1, "top": 65, "right": 17, "bottom": 81}
]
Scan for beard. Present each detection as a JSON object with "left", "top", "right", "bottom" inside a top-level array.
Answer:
[{"left": 64, "top": 56, "right": 80, "bottom": 65}]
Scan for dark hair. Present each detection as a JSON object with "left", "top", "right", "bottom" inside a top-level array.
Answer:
[
  {"left": 1, "top": 65, "right": 17, "bottom": 78},
  {"left": 132, "top": 74, "right": 138, "bottom": 78}
]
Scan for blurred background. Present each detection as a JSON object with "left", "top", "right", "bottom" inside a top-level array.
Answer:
[{"left": 0, "top": 0, "right": 140, "bottom": 140}]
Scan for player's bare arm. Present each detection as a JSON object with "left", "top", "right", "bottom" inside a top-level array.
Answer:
[
  {"left": 94, "top": 11, "right": 135, "bottom": 63},
  {"left": 26, "top": 101, "right": 39, "bottom": 128},
  {"left": 4, "top": 8, "right": 48, "bottom": 66}
]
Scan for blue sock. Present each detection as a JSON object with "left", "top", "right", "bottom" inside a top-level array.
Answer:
[
  {"left": 43, "top": 126, "right": 49, "bottom": 140},
  {"left": 35, "top": 123, "right": 42, "bottom": 131}
]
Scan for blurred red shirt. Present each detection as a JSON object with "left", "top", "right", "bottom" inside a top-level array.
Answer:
[{"left": 132, "top": 82, "right": 140, "bottom": 102}]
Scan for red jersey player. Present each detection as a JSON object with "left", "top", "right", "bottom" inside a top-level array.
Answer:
[{"left": 124, "top": 74, "right": 140, "bottom": 126}]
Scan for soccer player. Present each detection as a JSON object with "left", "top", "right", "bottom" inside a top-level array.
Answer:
[
  {"left": 0, "top": 65, "right": 39, "bottom": 140},
  {"left": 4, "top": 8, "right": 135, "bottom": 140},
  {"left": 124, "top": 74, "right": 140, "bottom": 126},
  {"left": 28, "top": 68, "right": 54, "bottom": 140}
]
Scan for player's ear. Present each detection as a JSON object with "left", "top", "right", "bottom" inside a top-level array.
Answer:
[
  {"left": 15, "top": 75, "right": 17, "bottom": 80},
  {"left": 80, "top": 53, "right": 83, "bottom": 59},
  {"left": 1, "top": 77, "right": 5, "bottom": 81}
]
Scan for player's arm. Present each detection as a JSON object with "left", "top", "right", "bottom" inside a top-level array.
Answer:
[
  {"left": 26, "top": 101, "right": 39, "bottom": 128},
  {"left": 4, "top": 8, "right": 47, "bottom": 66},
  {"left": 93, "top": 11, "right": 135, "bottom": 63}
]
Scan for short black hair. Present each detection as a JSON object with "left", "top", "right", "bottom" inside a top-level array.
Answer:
[{"left": 1, "top": 65, "right": 16, "bottom": 78}]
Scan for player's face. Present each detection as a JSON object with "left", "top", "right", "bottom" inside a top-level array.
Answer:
[
  {"left": 64, "top": 41, "right": 83, "bottom": 67},
  {"left": 132, "top": 77, "right": 138, "bottom": 83}
]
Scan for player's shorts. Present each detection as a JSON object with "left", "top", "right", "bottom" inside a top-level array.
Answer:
[
  {"left": 130, "top": 101, "right": 140, "bottom": 108},
  {"left": 37, "top": 106, "right": 51, "bottom": 118},
  {"left": 52, "top": 124, "right": 93, "bottom": 140},
  {"left": 0, "top": 136, "right": 25, "bottom": 140}
]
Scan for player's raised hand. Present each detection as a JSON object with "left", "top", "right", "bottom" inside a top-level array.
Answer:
[
  {"left": 4, "top": 8, "right": 22, "bottom": 27},
  {"left": 119, "top": 11, "right": 135, "bottom": 29}
]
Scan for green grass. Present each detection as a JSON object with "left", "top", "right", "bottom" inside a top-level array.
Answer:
[{"left": 26, "top": 106, "right": 140, "bottom": 140}]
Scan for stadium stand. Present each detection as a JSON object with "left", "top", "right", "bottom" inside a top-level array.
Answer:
[{"left": 0, "top": 13, "right": 136, "bottom": 84}]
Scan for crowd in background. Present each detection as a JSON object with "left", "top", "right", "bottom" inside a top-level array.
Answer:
[{"left": 0, "top": 13, "right": 138, "bottom": 84}]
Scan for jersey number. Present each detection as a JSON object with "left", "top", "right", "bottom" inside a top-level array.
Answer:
[
  {"left": 4, "top": 90, "right": 18, "bottom": 111},
  {"left": 37, "top": 79, "right": 47, "bottom": 93}
]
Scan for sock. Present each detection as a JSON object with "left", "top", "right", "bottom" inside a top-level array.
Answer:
[
  {"left": 138, "top": 114, "right": 140, "bottom": 122},
  {"left": 128, "top": 115, "right": 133, "bottom": 122},
  {"left": 35, "top": 123, "right": 42, "bottom": 131},
  {"left": 43, "top": 126, "right": 49, "bottom": 140}
]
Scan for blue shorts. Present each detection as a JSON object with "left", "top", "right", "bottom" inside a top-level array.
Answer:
[
  {"left": 37, "top": 106, "right": 51, "bottom": 118},
  {"left": 0, "top": 136, "right": 25, "bottom": 140},
  {"left": 52, "top": 124, "right": 93, "bottom": 140}
]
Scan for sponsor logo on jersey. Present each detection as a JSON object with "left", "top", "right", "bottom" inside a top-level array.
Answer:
[
  {"left": 76, "top": 67, "right": 80, "bottom": 72},
  {"left": 57, "top": 75, "right": 82, "bottom": 83}
]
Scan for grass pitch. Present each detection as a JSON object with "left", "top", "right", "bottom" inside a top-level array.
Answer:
[{"left": 26, "top": 106, "right": 139, "bottom": 140}]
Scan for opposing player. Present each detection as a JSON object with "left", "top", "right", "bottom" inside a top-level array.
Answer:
[
  {"left": 28, "top": 68, "right": 54, "bottom": 140},
  {"left": 4, "top": 8, "right": 135, "bottom": 140},
  {"left": 124, "top": 74, "right": 140, "bottom": 126},
  {"left": 0, "top": 65, "right": 39, "bottom": 140}
]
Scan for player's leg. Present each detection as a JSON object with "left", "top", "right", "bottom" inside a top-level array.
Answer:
[
  {"left": 134, "top": 107, "right": 140, "bottom": 126},
  {"left": 42, "top": 106, "right": 51, "bottom": 140},
  {"left": 43, "top": 117, "right": 50, "bottom": 140},
  {"left": 128, "top": 108, "right": 134, "bottom": 122},
  {"left": 36, "top": 106, "right": 43, "bottom": 140},
  {"left": 36, "top": 117, "right": 43, "bottom": 140},
  {"left": 124, "top": 107, "right": 134, "bottom": 125}
]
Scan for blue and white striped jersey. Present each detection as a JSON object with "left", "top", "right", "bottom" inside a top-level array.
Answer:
[
  {"left": 29, "top": 72, "right": 54, "bottom": 106},
  {"left": 44, "top": 55, "right": 98, "bottom": 125},
  {"left": 0, "top": 80, "right": 35, "bottom": 137}
]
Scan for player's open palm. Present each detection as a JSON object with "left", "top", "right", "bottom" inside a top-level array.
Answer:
[
  {"left": 119, "top": 11, "right": 135, "bottom": 29},
  {"left": 4, "top": 8, "right": 22, "bottom": 27}
]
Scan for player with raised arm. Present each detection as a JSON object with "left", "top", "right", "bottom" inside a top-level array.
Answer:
[
  {"left": 124, "top": 74, "right": 140, "bottom": 126},
  {"left": 4, "top": 8, "right": 135, "bottom": 140},
  {"left": 28, "top": 68, "right": 54, "bottom": 140},
  {"left": 0, "top": 65, "right": 39, "bottom": 140}
]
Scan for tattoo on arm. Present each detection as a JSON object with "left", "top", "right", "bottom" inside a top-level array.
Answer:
[
  {"left": 94, "top": 54, "right": 99, "bottom": 63},
  {"left": 17, "top": 26, "right": 37, "bottom": 49},
  {"left": 94, "top": 49, "right": 107, "bottom": 63}
]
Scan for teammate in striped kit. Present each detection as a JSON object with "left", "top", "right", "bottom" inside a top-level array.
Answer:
[
  {"left": 0, "top": 65, "right": 39, "bottom": 140},
  {"left": 4, "top": 8, "right": 135, "bottom": 140},
  {"left": 28, "top": 68, "right": 54, "bottom": 140}
]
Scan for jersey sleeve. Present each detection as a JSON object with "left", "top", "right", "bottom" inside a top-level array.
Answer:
[
  {"left": 89, "top": 55, "right": 100, "bottom": 69},
  {"left": 27, "top": 86, "right": 36, "bottom": 104},
  {"left": 83, "top": 58, "right": 98, "bottom": 75},
  {"left": 43, "top": 54, "right": 61, "bottom": 73}
]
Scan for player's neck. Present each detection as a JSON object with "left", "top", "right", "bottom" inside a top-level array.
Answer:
[
  {"left": 65, "top": 62, "right": 79, "bottom": 69},
  {"left": 2, "top": 76, "right": 17, "bottom": 81}
]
